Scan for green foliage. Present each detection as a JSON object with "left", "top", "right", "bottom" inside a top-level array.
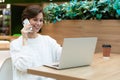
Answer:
[
  {"left": 43, "top": 0, "right": 120, "bottom": 23},
  {"left": 12, "top": 34, "right": 21, "bottom": 37}
]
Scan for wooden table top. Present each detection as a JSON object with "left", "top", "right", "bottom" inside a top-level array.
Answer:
[
  {"left": 27, "top": 53, "right": 120, "bottom": 80},
  {"left": 0, "top": 41, "right": 10, "bottom": 50}
]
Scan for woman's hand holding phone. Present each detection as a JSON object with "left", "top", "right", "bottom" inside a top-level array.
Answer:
[
  {"left": 21, "top": 19, "right": 32, "bottom": 45},
  {"left": 23, "top": 19, "right": 32, "bottom": 32}
]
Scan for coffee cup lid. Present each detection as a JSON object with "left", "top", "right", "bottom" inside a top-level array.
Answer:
[{"left": 102, "top": 44, "right": 111, "bottom": 47}]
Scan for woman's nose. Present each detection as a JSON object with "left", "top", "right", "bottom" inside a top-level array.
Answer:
[{"left": 36, "top": 21, "right": 42, "bottom": 25}]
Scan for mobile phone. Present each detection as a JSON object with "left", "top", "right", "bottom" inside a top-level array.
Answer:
[{"left": 23, "top": 19, "right": 32, "bottom": 32}]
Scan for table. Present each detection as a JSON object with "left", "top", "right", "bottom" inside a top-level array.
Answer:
[
  {"left": 0, "top": 41, "right": 10, "bottom": 50},
  {"left": 27, "top": 53, "right": 120, "bottom": 80},
  {"left": 0, "top": 36, "right": 11, "bottom": 40},
  {"left": 0, "top": 36, "right": 18, "bottom": 40}
]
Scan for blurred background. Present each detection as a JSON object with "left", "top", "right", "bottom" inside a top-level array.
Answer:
[{"left": 0, "top": 0, "right": 68, "bottom": 36}]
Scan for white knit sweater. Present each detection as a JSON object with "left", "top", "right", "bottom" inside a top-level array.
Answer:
[{"left": 10, "top": 34, "right": 62, "bottom": 80}]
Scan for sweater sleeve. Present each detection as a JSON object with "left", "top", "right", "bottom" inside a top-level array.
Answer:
[
  {"left": 10, "top": 40, "right": 34, "bottom": 72},
  {"left": 47, "top": 36, "right": 62, "bottom": 62}
]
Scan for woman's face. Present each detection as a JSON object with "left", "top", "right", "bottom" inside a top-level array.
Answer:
[{"left": 29, "top": 12, "right": 43, "bottom": 33}]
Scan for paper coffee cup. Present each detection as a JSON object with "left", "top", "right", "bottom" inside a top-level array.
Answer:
[{"left": 102, "top": 44, "right": 111, "bottom": 58}]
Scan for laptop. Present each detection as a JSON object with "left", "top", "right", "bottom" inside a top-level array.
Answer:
[{"left": 44, "top": 37, "right": 97, "bottom": 69}]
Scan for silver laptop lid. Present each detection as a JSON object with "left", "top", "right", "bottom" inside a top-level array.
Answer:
[{"left": 59, "top": 37, "right": 97, "bottom": 69}]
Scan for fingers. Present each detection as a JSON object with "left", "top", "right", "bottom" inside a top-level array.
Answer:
[
  {"left": 21, "top": 24, "right": 33, "bottom": 37},
  {"left": 21, "top": 28, "right": 28, "bottom": 39},
  {"left": 21, "top": 24, "right": 33, "bottom": 46},
  {"left": 24, "top": 24, "right": 32, "bottom": 31},
  {"left": 21, "top": 28, "right": 28, "bottom": 46}
]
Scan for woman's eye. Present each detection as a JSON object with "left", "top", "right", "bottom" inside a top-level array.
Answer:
[
  {"left": 33, "top": 19, "right": 37, "bottom": 21},
  {"left": 33, "top": 18, "right": 43, "bottom": 22}
]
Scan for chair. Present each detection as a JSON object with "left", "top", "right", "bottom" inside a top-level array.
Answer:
[{"left": 0, "top": 57, "right": 13, "bottom": 80}]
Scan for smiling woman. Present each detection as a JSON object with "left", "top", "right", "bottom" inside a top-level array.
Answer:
[{"left": 10, "top": 4, "right": 62, "bottom": 80}]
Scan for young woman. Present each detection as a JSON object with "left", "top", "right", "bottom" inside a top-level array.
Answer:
[{"left": 10, "top": 5, "right": 62, "bottom": 80}]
